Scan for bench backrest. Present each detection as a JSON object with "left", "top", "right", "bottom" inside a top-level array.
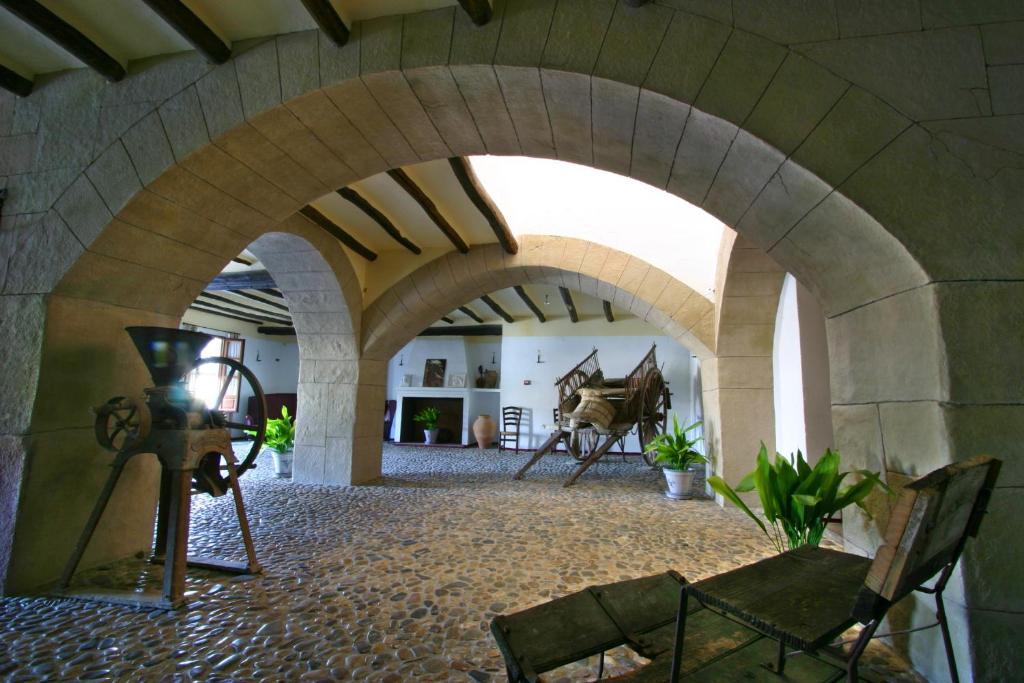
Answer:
[{"left": 856, "top": 455, "right": 1000, "bottom": 618}]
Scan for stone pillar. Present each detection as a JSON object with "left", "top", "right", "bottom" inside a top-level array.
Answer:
[{"left": 251, "top": 233, "right": 360, "bottom": 486}]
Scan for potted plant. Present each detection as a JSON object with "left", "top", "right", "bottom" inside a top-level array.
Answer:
[
  {"left": 643, "top": 417, "right": 706, "bottom": 499},
  {"left": 249, "top": 405, "right": 295, "bottom": 478},
  {"left": 413, "top": 406, "right": 441, "bottom": 444},
  {"left": 708, "top": 445, "right": 891, "bottom": 553}
]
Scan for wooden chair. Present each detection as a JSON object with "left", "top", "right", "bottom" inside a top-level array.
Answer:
[
  {"left": 491, "top": 455, "right": 1001, "bottom": 682},
  {"left": 499, "top": 406, "right": 523, "bottom": 452}
]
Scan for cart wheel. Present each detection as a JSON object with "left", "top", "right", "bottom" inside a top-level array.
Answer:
[
  {"left": 192, "top": 356, "right": 267, "bottom": 477},
  {"left": 638, "top": 370, "right": 669, "bottom": 466}
]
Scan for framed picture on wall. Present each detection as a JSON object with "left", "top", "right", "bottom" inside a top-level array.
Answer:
[
  {"left": 448, "top": 373, "right": 466, "bottom": 388},
  {"left": 423, "top": 358, "right": 447, "bottom": 387}
]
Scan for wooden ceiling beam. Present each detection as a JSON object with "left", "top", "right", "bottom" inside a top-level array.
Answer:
[
  {"left": 388, "top": 168, "right": 469, "bottom": 254},
  {"left": 198, "top": 292, "right": 290, "bottom": 320},
  {"left": 210, "top": 270, "right": 276, "bottom": 291},
  {"left": 0, "top": 0, "right": 125, "bottom": 81},
  {"left": 0, "top": 64, "right": 32, "bottom": 97},
  {"left": 300, "top": 206, "right": 378, "bottom": 261},
  {"left": 299, "top": 0, "right": 350, "bottom": 46},
  {"left": 257, "top": 288, "right": 284, "bottom": 299},
  {"left": 457, "top": 0, "right": 492, "bottom": 25},
  {"left": 480, "top": 294, "right": 514, "bottom": 324},
  {"left": 420, "top": 324, "right": 502, "bottom": 337},
  {"left": 195, "top": 295, "right": 292, "bottom": 325},
  {"left": 559, "top": 286, "right": 579, "bottom": 323},
  {"left": 337, "top": 186, "right": 421, "bottom": 255},
  {"left": 513, "top": 286, "right": 545, "bottom": 323},
  {"left": 448, "top": 157, "right": 517, "bottom": 254},
  {"left": 441, "top": 316, "right": 455, "bottom": 324},
  {"left": 233, "top": 290, "right": 290, "bottom": 312},
  {"left": 459, "top": 305, "right": 484, "bottom": 323},
  {"left": 189, "top": 303, "right": 277, "bottom": 327},
  {"left": 142, "top": 0, "right": 230, "bottom": 64},
  {"left": 257, "top": 326, "right": 297, "bottom": 336},
  {"left": 603, "top": 300, "right": 615, "bottom": 323}
]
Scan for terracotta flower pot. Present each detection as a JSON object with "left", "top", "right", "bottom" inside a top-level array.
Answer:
[{"left": 473, "top": 414, "right": 496, "bottom": 449}]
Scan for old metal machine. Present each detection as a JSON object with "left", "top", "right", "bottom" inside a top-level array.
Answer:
[{"left": 58, "top": 326, "right": 268, "bottom": 609}]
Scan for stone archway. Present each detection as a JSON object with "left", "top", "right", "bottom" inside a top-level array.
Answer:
[
  {"left": 0, "top": 5, "right": 1018, "bottom": 677},
  {"left": 2, "top": 212, "right": 359, "bottom": 594}
]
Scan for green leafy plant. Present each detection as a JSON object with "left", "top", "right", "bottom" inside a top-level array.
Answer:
[
  {"left": 708, "top": 445, "right": 891, "bottom": 553},
  {"left": 644, "top": 417, "right": 706, "bottom": 471},
  {"left": 413, "top": 406, "right": 441, "bottom": 430},
  {"left": 248, "top": 405, "right": 295, "bottom": 454}
]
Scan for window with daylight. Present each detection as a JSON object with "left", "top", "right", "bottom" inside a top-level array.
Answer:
[{"left": 186, "top": 335, "right": 245, "bottom": 413}]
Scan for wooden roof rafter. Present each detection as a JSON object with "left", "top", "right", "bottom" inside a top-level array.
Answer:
[
  {"left": 457, "top": 0, "right": 492, "bottom": 26},
  {"left": 300, "top": 205, "right": 378, "bottom": 261},
  {"left": 337, "top": 186, "right": 421, "bottom": 255},
  {"left": 603, "top": 300, "right": 615, "bottom": 323},
  {"left": 559, "top": 287, "right": 579, "bottom": 323},
  {"left": 0, "top": 64, "right": 32, "bottom": 97},
  {"left": 388, "top": 168, "right": 470, "bottom": 254},
  {"left": 459, "top": 305, "right": 484, "bottom": 323},
  {"left": 0, "top": 0, "right": 125, "bottom": 81},
  {"left": 449, "top": 157, "right": 518, "bottom": 254},
  {"left": 141, "top": 0, "right": 230, "bottom": 64},
  {"left": 299, "top": 0, "right": 350, "bottom": 46},
  {"left": 480, "top": 294, "right": 514, "bottom": 323},
  {"left": 513, "top": 286, "right": 545, "bottom": 323}
]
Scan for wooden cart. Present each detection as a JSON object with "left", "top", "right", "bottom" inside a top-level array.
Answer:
[{"left": 514, "top": 344, "right": 671, "bottom": 487}]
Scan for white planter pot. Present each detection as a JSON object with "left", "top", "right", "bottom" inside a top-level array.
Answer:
[
  {"left": 663, "top": 468, "right": 695, "bottom": 500},
  {"left": 272, "top": 450, "right": 293, "bottom": 478},
  {"left": 424, "top": 429, "right": 439, "bottom": 444}
]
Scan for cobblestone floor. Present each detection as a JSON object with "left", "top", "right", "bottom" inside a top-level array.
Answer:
[{"left": 0, "top": 445, "right": 921, "bottom": 682}]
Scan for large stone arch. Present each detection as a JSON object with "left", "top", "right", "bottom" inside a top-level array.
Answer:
[
  {"left": 0, "top": 4, "right": 1019, "bottom": 677},
  {"left": 4, "top": 212, "right": 359, "bottom": 594}
]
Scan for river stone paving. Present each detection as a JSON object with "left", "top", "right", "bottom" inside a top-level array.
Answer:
[{"left": 0, "top": 445, "right": 920, "bottom": 681}]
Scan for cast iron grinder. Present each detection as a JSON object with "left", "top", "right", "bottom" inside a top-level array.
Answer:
[{"left": 58, "top": 326, "right": 268, "bottom": 609}]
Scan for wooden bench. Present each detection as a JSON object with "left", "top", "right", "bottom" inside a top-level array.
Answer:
[{"left": 492, "top": 455, "right": 1001, "bottom": 682}]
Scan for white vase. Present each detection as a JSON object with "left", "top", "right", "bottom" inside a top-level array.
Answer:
[
  {"left": 424, "top": 429, "right": 439, "bottom": 444},
  {"left": 663, "top": 468, "right": 695, "bottom": 500},
  {"left": 272, "top": 450, "right": 293, "bottom": 478}
]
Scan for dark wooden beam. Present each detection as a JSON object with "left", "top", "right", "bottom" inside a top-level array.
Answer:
[
  {"left": 0, "top": 0, "right": 125, "bottom": 81},
  {"left": 300, "top": 206, "right": 378, "bottom": 261},
  {"left": 258, "top": 288, "right": 284, "bottom": 299},
  {"left": 603, "top": 300, "right": 615, "bottom": 323},
  {"left": 513, "top": 285, "right": 545, "bottom": 323},
  {"left": 195, "top": 295, "right": 292, "bottom": 325},
  {"left": 420, "top": 324, "right": 502, "bottom": 337},
  {"left": 198, "top": 292, "right": 291, "bottom": 321},
  {"left": 441, "top": 316, "right": 455, "bottom": 324},
  {"left": 257, "top": 326, "right": 297, "bottom": 336},
  {"left": 459, "top": 305, "right": 484, "bottom": 323},
  {"left": 142, "top": 0, "right": 230, "bottom": 63},
  {"left": 448, "top": 157, "right": 517, "bottom": 254},
  {"left": 209, "top": 270, "right": 276, "bottom": 291},
  {"left": 189, "top": 304, "right": 269, "bottom": 327},
  {"left": 231, "top": 255, "right": 253, "bottom": 266},
  {"left": 0, "top": 188, "right": 6, "bottom": 214},
  {"left": 299, "top": 0, "right": 350, "bottom": 46},
  {"left": 457, "top": 0, "right": 492, "bottom": 25},
  {"left": 337, "top": 187, "right": 421, "bottom": 255},
  {"left": 387, "top": 168, "right": 469, "bottom": 254},
  {"left": 0, "top": 64, "right": 32, "bottom": 97},
  {"left": 559, "top": 286, "right": 579, "bottom": 323},
  {"left": 480, "top": 294, "right": 513, "bottom": 324},
  {"left": 234, "top": 290, "right": 290, "bottom": 312}
]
